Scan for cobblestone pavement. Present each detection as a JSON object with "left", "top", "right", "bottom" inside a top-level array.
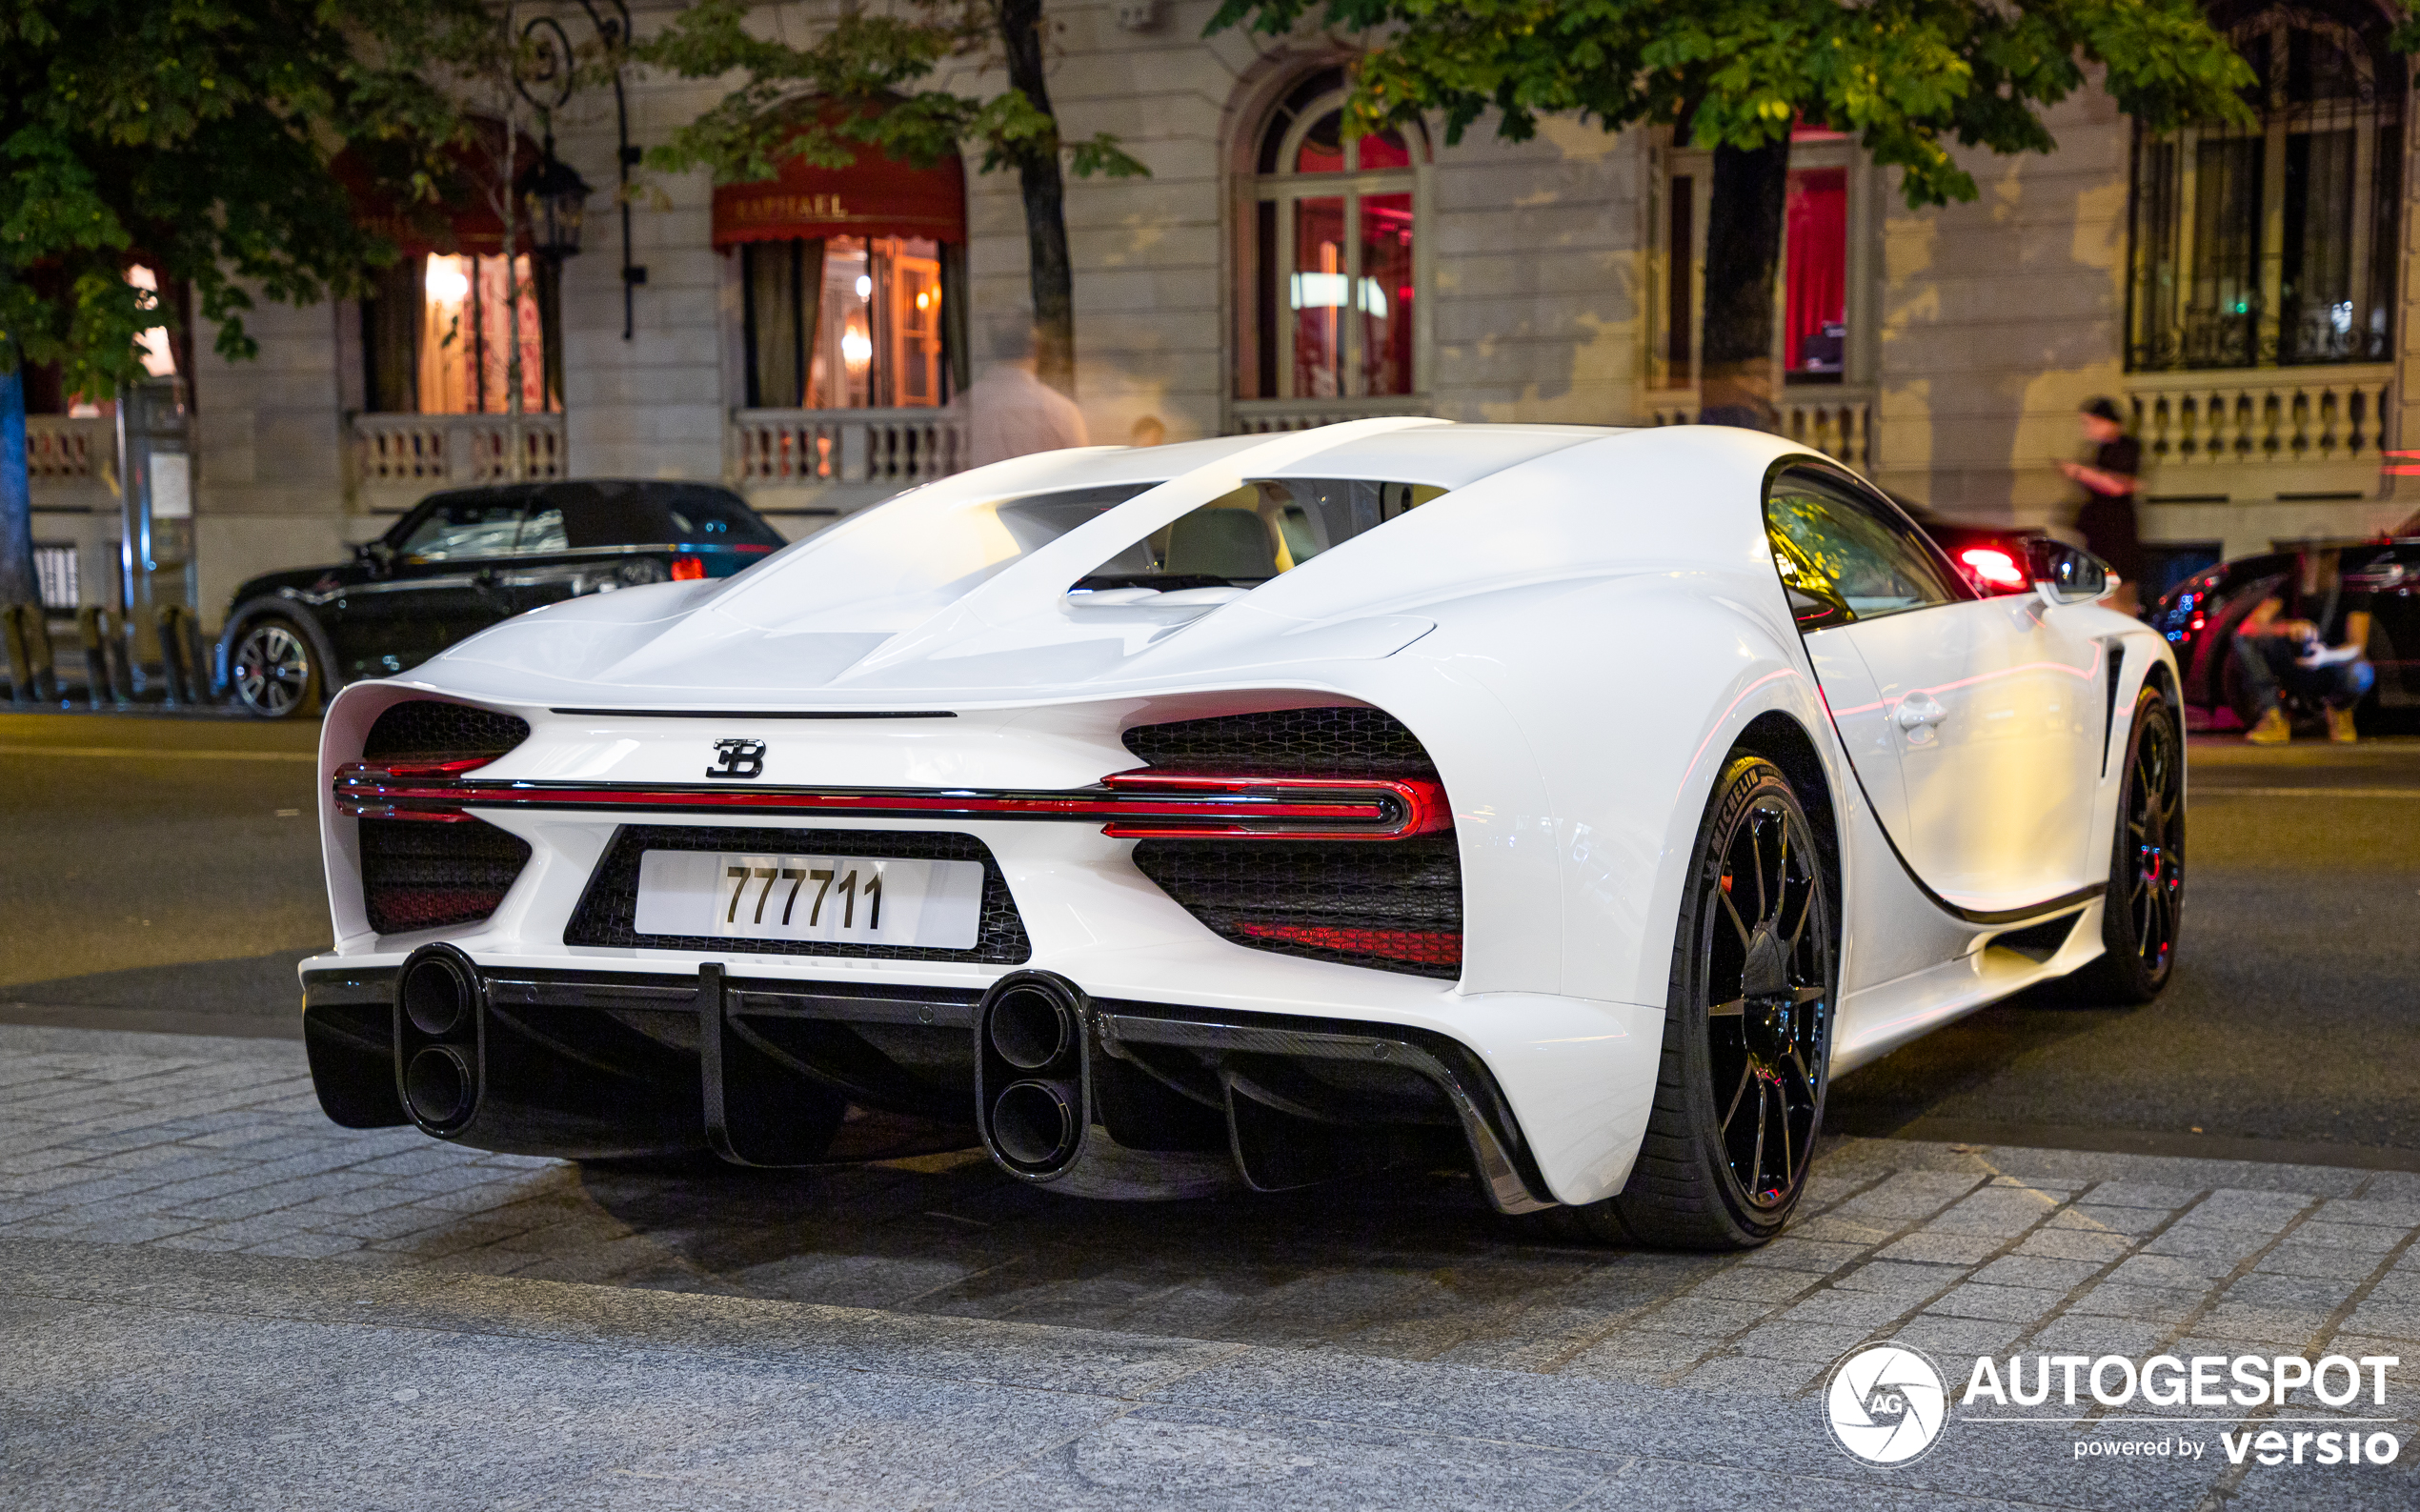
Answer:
[{"left": 6, "top": 1022, "right": 2420, "bottom": 1415}]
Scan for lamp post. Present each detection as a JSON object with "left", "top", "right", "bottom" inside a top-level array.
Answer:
[{"left": 515, "top": 1, "right": 642, "bottom": 340}]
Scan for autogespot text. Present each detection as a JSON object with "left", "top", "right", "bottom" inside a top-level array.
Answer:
[{"left": 1962, "top": 1352, "right": 2403, "bottom": 1468}]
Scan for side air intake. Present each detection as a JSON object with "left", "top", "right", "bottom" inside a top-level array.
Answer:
[{"left": 1121, "top": 707, "right": 1462, "bottom": 978}]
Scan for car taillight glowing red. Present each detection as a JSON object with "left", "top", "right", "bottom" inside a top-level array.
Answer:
[
  {"left": 670, "top": 554, "right": 707, "bottom": 581},
  {"left": 1960, "top": 547, "right": 2027, "bottom": 589}
]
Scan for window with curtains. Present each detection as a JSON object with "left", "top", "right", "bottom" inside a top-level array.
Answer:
[
  {"left": 1242, "top": 69, "right": 1425, "bottom": 401},
  {"left": 2127, "top": 3, "right": 2404, "bottom": 372},
  {"left": 360, "top": 252, "right": 561, "bottom": 413},
  {"left": 742, "top": 234, "right": 959, "bottom": 409},
  {"left": 1651, "top": 125, "right": 1858, "bottom": 391}
]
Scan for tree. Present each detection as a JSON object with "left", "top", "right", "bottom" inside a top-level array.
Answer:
[
  {"left": 636, "top": 0, "right": 1147, "bottom": 396},
  {"left": 0, "top": 0, "right": 465, "bottom": 608},
  {"left": 1206, "top": 0, "right": 2303, "bottom": 430}
]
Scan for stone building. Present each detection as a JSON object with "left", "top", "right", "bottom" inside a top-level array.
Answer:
[{"left": 21, "top": 0, "right": 2418, "bottom": 630}]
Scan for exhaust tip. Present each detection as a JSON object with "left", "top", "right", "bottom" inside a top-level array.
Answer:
[
  {"left": 404, "top": 1045, "right": 475, "bottom": 1129},
  {"left": 991, "top": 1079, "right": 1079, "bottom": 1169},
  {"left": 987, "top": 984, "right": 1074, "bottom": 1071},
  {"left": 400, "top": 953, "right": 475, "bottom": 1038}
]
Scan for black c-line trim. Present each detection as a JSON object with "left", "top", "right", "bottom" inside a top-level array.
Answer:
[
  {"left": 2100, "top": 639, "right": 2128, "bottom": 778},
  {"left": 549, "top": 708, "right": 957, "bottom": 719}
]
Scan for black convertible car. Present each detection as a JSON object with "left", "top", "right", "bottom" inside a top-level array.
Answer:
[
  {"left": 2149, "top": 533, "right": 2420, "bottom": 728},
  {"left": 220, "top": 479, "right": 787, "bottom": 717}
]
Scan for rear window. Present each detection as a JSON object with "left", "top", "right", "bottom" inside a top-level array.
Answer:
[
  {"left": 998, "top": 478, "right": 1446, "bottom": 592},
  {"left": 542, "top": 482, "right": 785, "bottom": 550}
]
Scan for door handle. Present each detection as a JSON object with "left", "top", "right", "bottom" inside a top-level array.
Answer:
[{"left": 1895, "top": 694, "right": 1948, "bottom": 730}]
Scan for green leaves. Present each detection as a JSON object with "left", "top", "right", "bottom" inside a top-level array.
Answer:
[
  {"left": 1, "top": 0, "right": 460, "bottom": 397},
  {"left": 1207, "top": 0, "right": 2289, "bottom": 209},
  {"left": 634, "top": 0, "right": 1150, "bottom": 189}
]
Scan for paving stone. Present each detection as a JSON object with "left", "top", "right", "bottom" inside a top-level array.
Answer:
[
  {"left": 2025, "top": 1315, "right": 2169, "bottom": 1357},
  {"left": 2013, "top": 1227, "right": 2136, "bottom": 1263},
  {"left": 2106, "top": 1252, "right": 2233, "bottom": 1289},
  {"left": 1677, "top": 1353, "right": 1830, "bottom": 1394},
  {"left": 1632, "top": 1296, "right": 1776, "bottom": 1336},
  {"left": 2310, "top": 1199, "right": 2420, "bottom": 1229},
  {"left": 1822, "top": 1170, "right": 1984, "bottom": 1224},
  {"left": 1969, "top": 1254, "right": 2104, "bottom": 1292},
  {"left": 1732, "top": 1238, "right": 1868, "bottom": 1273},
  {"left": 1775, "top": 1288, "right": 1914, "bottom": 1330},
  {"left": 1928, "top": 1186, "right": 2067, "bottom": 1239},
  {"left": 2085, "top": 1181, "right": 2206, "bottom": 1209},
  {"left": 1875, "top": 1232, "right": 2002, "bottom": 1266},
  {"left": 1930, "top": 1284, "right": 2065, "bottom": 1323},
  {"left": 2066, "top": 1283, "right": 2208, "bottom": 1324},
  {"left": 2188, "top": 1189, "right": 2322, "bottom": 1228},
  {"left": 2258, "top": 1242, "right": 2395, "bottom": 1281},
  {"left": 2337, "top": 1300, "right": 2420, "bottom": 1342},
  {"left": 1726, "top": 1319, "right": 1872, "bottom": 1363},
  {"left": 1888, "top": 1313, "right": 2028, "bottom": 1359},
  {"left": 2046, "top": 1203, "right": 2178, "bottom": 1237},
  {"left": 1831, "top": 1260, "right": 1964, "bottom": 1298},
  {"left": 1682, "top": 1268, "right": 1816, "bottom": 1305}
]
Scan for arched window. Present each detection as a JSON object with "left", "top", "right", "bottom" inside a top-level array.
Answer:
[
  {"left": 2127, "top": 2, "right": 2404, "bottom": 371},
  {"left": 1243, "top": 70, "right": 1426, "bottom": 402}
]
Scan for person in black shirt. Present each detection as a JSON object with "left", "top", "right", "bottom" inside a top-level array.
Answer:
[
  {"left": 2231, "top": 549, "right": 2375, "bottom": 744},
  {"left": 2058, "top": 396, "right": 2144, "bottom": 615}
]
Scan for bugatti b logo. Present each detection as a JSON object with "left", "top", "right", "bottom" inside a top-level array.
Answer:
[{"left": 706, "top": 738, "right": 765, "bottom": 780}]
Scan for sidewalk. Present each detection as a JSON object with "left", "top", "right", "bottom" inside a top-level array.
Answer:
[{"left": 3, "top": 1022, "right": 2415, "bottom": 1508}]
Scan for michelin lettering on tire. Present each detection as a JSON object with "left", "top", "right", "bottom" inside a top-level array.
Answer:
[{"left": 1827, "top": 1344, "right": 1949, "bottom": 1465}]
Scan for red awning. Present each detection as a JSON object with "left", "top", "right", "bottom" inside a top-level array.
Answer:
[
  {"left": 712, "top": 131, "right": 966, "bottom": 249},
  {"left": 334, "top": 119, "right": 548, "bottom": 258}
]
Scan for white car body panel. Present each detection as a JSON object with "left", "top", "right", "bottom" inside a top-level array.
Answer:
[{"left": 304, "top": 421, "right": 2179, "bottom": 1210}]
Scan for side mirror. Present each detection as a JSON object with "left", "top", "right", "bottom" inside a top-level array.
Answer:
[
  {"left": 353, "top": 540, "right": 394, "bottom": 575},
  {"left": 2027, "top": 539, "right": 2109, "bottom": 607}
]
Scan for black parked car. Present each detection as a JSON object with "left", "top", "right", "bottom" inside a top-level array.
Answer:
[
  {"left": 2148, "top": 534, "right": 2420, "bottom": 728},
  {"left": 220, "top": 479, "right": 787, "bottom": 717}
]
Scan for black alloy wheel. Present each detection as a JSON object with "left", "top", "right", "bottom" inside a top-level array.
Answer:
[
  {"left": 1566, "top": 753, "right": 1838, "bottom": 1250},
  {"left": 2075, "top": 688, "right": 2184, "bottom": 1003},
  {"left": 231, "top": 616, "right": 317, "bottom": 718}
]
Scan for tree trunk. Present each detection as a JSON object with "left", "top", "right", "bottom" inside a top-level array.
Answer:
[
  {"left": 0, "top": 361, "right": 34, "bottom": 608},
  {"left": 998, "top": 0, "right": 1077, "bottom": 396},
  {"left": 1699, "top": 137, "right": 1792, "bottom": 432}
]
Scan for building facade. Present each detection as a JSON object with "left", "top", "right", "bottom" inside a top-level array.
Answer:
[{"left": 23, "top": 0, "right": 2420, "bottom": 630}]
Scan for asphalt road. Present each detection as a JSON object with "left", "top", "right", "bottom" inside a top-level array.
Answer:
[{"left": 3, "top": 711, "right": 2415, "bottom": 1162}]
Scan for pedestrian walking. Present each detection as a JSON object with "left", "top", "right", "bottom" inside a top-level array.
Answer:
[
  {"left": 2056, "top": 396, "right": 2144, "bottom": 615},
  {"left": 962, "top": 321, "right": 1089, "bottom": 468}
]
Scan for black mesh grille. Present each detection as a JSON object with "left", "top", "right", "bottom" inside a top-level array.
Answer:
[
  {"left": 1121, "top": 706, "right": 1462, "bottom": 979},
  {"left": 363, "top": 699, "right": 531, "bottom": 759},
  {"left": 565, "top": 826, "right": 1030, "bottom": 964},
  {"left": 1130, "top": 835, "right": 1462, "bottom": 978},
  {"left": 360, "top": 817, "right": 534, "bottom": 936},
  {"left": 1121, "top": 706, "right": 1433, "bottom": 776}
]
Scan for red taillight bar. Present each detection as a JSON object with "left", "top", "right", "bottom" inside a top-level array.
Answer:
[{"left": 333, "top": 763, "right": 1451, "bottom": 840}]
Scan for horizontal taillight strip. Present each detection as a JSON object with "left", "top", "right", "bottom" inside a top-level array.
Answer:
[{"left": 333, "top": 763, "right": 1450, "bottom": 840}]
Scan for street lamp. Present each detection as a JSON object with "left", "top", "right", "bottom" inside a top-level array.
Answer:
[
  {"left": 514, "top": 0, "right": 643, "bottom": 339},
  {"left": 520, "top": 149, "right": 591, "bottom": 261}
]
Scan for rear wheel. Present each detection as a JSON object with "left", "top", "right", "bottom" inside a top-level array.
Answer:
[
  {"left": 2072, "top": 688, "right": 2184, "bottom": 1003},
  {"left": 230, "top": 616, "right": 318, "bottom": 718},
  {"left": 1567, "top": 753, "right": 1838, "bottom": 1250}
]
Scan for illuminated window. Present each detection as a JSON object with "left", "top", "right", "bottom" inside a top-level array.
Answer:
[
  {"left": 2127, "top": 6, "right": 2403, "bottom": 371},
  {"left": 741, "top": 235, "right": 950, "bottom": 409},
  {"left": 1241, "top": 70, "right": 1425, "bottom": 401},
  {"left": 360, "top": 252, "right": 559, "bottom": 414}
]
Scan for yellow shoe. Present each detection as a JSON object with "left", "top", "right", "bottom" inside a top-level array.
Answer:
[
  {"left": 2246, "top": 709, "right": 2290, "bottom": 745},
  {"left": 2327, "top": 707, "right": 2358, "bottom": 743}
]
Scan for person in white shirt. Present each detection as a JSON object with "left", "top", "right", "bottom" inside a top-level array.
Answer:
[{"left": 961, "top": 320, "right": 1088, "bottom": 468}]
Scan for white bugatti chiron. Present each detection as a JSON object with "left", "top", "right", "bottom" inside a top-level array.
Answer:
[{"left": 300, "top": 419, "right": 2183, "bottom": 1249}]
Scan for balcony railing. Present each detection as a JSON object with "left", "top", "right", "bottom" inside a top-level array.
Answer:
[
  {"left": 2123, "top": 366, "right": 2392, "bottom": 471},
  {"left": 731, "top": 407, "right": 965, "bottom": 487},
  {"left": 1225, "top": 396, "right": 1435, "bottom": 434},
  {"left": 26, "top": 415, "right": 110, "bottom": 482},
  {"left": 1643, "top": 389, "right": 1876, "bottom": 469},
  {"left": 351, "top": 413, "right": 566, "bottom": 490}
]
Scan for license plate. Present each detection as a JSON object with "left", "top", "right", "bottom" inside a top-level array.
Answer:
[{"left": 633, "top": 850, "right": 986, "bottom": 950}]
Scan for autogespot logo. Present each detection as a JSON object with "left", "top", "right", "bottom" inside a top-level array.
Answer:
[{"left": 1827, "top": 1344, "right": 1950, "bottom": 1465}]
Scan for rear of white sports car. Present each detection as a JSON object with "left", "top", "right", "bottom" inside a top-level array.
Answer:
[{"left": 299, "top": 422, "right": 1671, "bottom": 1221}]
